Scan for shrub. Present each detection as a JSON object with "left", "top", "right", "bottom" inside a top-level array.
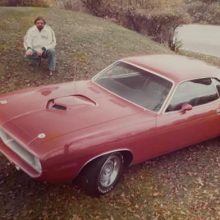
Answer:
[
  {"left": 81, "top": 0, "right": 191, "bottom": 44},
  {"left": 52, "top": 0, "right": 84, "bottom": 10},
  {"left": 0, "top": 0, "right": 50, "bottom": 6},
  {"left": 186, "top": 1, "right": 220, "bottom": 24}
]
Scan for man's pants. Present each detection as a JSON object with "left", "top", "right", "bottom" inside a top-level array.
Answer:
[{"left": 26, "top": 48, "right": 56, "bottom": 71}]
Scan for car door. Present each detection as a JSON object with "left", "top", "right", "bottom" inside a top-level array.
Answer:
[{"left": 155, "top": 77, "right": 220, "bottom": 156}]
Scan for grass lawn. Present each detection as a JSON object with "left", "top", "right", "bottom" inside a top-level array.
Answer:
[{"left": 0, "top": 6, "right": 220, "bottom": 220}]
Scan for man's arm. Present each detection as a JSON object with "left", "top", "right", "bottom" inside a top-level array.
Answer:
[
  {"left": 43, "top": 28, "right": 56, "bottom": 50},
  {"left": 24, "top": 28, "right": 35, "bottom": 56},
  {"left": 23, "top": 28, "right": 33, "bottom": 50}
]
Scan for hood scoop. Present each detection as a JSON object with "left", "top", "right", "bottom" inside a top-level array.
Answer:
[
  {"left": 46, "top": 95, "right": 96, "bottom": 111},
  {"left": 52, "top": 104, "right": 67, "bottom": 111}
]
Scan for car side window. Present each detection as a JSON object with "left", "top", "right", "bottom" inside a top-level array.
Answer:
[
  {"left": 213, "top": 78, "right": 220, "bottom": 96},
  {"left": 166, "top": 78, "right": 218, "bottom": 112}
]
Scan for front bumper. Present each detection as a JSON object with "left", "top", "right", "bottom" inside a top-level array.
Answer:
[{"left": 0, "top": 128, "right": 42, "bottom": 178}]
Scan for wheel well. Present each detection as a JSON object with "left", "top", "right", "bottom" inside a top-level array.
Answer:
[
  {"left": 79, "top": 150, "right": 133, "bottom": 177},
  {"left": 120, "top": 150, "right": 133, "bottom": 167},
  {"left": 76, "top": 151, "right": 132, "bottom": 195}
]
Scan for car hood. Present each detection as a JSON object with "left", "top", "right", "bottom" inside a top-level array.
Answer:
[{"left": 0, "top": 81, "right": 152, "bottom": 156}]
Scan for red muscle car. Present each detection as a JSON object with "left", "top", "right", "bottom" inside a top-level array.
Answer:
[{"left": 1, "top": 54, "right": 220, "bottom": 195}]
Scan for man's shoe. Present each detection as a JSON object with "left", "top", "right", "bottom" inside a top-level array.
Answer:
[{"left": 49, "top": 71, "right": 53, "bottom": 76}]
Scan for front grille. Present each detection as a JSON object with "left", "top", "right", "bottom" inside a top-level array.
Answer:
[{"left": 0, "top": 128, "right": 42, "bottom": 173}]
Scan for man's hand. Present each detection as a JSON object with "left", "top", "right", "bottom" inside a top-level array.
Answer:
[
  {"left": 25, "top": 49, "right": 33, "bottom": 56},
  {"left": 36, "top": 49, "right": 43, "bottom": 56}
]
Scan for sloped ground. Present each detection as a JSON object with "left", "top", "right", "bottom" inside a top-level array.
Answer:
[
  {"left": 0, "top": 7, "right": 167, "bottom": 93},
  {"left": 0, "top": 7, "right": 220, "bottom": 220}
]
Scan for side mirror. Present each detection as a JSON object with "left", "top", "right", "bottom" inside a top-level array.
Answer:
[{"left": 180, "top": 103, "right": 192, "bottom": 113}]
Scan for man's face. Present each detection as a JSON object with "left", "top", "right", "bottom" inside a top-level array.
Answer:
[{"left": 36, "top": 20, "right": 45, "bottom": 31}]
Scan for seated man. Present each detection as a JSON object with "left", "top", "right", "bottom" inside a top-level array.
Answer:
[{"left": 24, "top": 16, "right": 56, "bottom": 76}]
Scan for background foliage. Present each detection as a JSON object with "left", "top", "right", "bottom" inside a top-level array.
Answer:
[
  {"left": 1, "top": 0, "right": 220, "bottom": 44},
  {"left": 186, "top": 0, "right": 220, "bottom": 24}
]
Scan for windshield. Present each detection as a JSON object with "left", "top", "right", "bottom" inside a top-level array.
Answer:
[{"left": 94, "top": 62, "right": 172, "bottom": 111}]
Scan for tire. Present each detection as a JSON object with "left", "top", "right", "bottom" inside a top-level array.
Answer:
[{"left": 79, "top": 153, "right": 124, "bottom": 196}]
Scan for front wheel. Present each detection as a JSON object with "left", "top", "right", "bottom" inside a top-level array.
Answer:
[{"left": 79, "top": 153, "right": 124, "bottom": 196}]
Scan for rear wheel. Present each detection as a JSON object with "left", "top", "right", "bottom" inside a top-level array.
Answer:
[{"left": 79, "top": 153, "right": 124, "bottom": 196}]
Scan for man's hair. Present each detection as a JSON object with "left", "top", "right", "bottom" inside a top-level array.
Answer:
[{"left": 34, "top": 16, "right": 46, "bottom": 24}]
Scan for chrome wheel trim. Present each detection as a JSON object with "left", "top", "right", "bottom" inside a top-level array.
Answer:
[{"left": 99, "top": 155, "right": 121, "bottom": 188}]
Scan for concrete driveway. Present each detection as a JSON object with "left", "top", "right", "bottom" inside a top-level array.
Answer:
[{"left": 175, "top": 24, "right": 220, "bottom": 58}]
